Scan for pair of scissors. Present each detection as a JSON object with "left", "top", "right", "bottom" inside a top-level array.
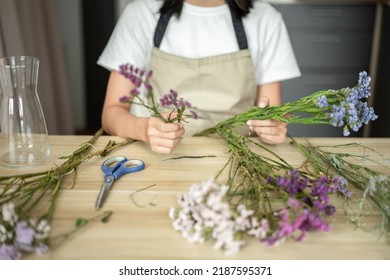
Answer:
[{"left": 95, "top": 156, "right": 145, "bottom": 210}]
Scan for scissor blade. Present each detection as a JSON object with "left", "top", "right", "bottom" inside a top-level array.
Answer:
[{"left": 95, "top": 176, "right": 114, "bottom": 210}]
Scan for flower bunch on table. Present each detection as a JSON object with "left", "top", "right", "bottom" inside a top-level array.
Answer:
[
  {"left": 169, "top": 174, "right": 352, "bottom": 254},
  {"left": 0, "top": 202, "right": 50, "bottom": 259},
  {"left": 0, "top": 129, "right": 129, "bottom": 259},
  {"left": 290, "top": 139, "right": 390, "bottom": 236},
  {"left": 168, "top": 71, "right": 387, "bottom": 254},
  {"left": 114, "top": 63, "right": 386, "bottom": 254}
]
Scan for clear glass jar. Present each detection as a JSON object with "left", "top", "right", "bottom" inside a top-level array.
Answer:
[{"left": 0, "top": 56, "right": 50, "bottom": 168}]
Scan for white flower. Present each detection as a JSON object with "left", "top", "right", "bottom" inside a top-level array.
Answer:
[
  {"left": 365, "top": 175, "right": 389, "bottom": 197},
  {"left": 169, "top": 179, "right": 265, "bottom": 254},
  {"left": 247, "top": 218, "right": 269, "bottom": 240},
  {"left": 2, "top": 203, "right": 18, "bottom": 226},
  {"left": 34, "top": 219, "right": 51, "bottom": 240},
  {"left": 0, "top": 224, "right": 8, "bottom": 243}
]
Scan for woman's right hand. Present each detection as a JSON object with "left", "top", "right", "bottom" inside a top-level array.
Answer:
[
  {"left": 102, "top": 72, "right": 185, "bottom": 154},
  {"left": 146, "top": 112, "right": 185, "bottom": 154}
]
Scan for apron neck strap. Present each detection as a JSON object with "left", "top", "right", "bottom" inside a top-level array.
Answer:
[
  {"left": 153, "top": 8, "right": 249, "bottom": 50},
  {"left": 153, "top": 9, "right": 174, "bottom": 50},
  {"left": 231, "top": 14, "right": 248, "bottom": 50}
]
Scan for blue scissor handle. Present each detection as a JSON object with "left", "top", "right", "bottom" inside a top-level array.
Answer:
[
  {"left": 101, "top": 156, "right": 127, "bottom": 177},
  {"left": 101, "top": 156, "right": 145, "bottom": 180},
  {"left": 113, "top": 159, "right": 145, "bottom": 179}
]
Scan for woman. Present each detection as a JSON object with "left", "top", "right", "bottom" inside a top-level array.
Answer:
[{"left": 98, "top": 0, "right": 300, "bottom": 154}]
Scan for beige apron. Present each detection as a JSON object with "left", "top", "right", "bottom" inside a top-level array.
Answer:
[{"left": 136, "top": 8, "right": 257, "bottom": 136}]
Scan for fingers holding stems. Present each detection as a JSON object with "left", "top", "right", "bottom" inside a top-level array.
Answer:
[
  {"left": 147, "top": 112, "right": 185, "bottom": 154},
  {"left": 247, "top": 97, "right": 287, "bottom": 145}
]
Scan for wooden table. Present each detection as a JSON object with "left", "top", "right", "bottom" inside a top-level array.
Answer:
[{"left": 1, "top": 136, "right": 389, "bottom": 260}]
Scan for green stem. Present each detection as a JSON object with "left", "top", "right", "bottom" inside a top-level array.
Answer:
[{"left": 50, "top": 211, "right": 113, "bottom": 241}]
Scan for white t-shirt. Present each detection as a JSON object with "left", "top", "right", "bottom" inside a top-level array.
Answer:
[{"left": 98, "top": 0, "right": 301, "bottom": 85}]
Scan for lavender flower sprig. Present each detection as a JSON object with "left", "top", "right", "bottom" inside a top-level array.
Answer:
[
  {"left": 196, "top": 71, "right": 377, "bottom": 137},
  {"left": 0, "top": 201, "right": 113, "bottom": 260},
  {"left": 0, "top": 202, "right": 50, "bottom": 259},
  {"left": 290, "top": 138, "right": 390, "bottom": 236},
  {"left": 265, "top": 171, "right": 352, "bottom": 244},
  {"left": 119, "top": 64, "right": 198, "bottom": 123}
]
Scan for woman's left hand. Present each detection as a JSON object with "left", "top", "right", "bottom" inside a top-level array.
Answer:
[{"left": 246, "top": 97, "right": 287, "bottom": 145}]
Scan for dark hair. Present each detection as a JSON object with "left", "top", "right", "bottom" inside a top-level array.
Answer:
[{"left": 160, "top": 0, "right": 254, "bottom": 19}]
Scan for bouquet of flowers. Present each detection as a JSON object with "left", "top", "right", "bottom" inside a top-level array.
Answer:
[
  {"left": 113, "top": 65, "right": 387, "bottom": 254},
  {"left": 168, "top": 71, "right": 388, "bottom": 254},
  {"left": 118, "top": 63, "right": 198, "bottom": 122},
  {"left": 196, "top": 71, "right": 377, "bottom": 137}
]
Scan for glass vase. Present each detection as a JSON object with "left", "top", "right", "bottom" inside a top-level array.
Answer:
[{"left": 0, "top": 56, "right": 50, "bottom": 168}]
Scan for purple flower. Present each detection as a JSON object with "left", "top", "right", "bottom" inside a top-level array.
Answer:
[
  {"left": 293, "top": 209, "right": 309, "bottom": 229},
  {"left": 359, "top": 102, "right": 378, "bottom": 124},
  {"left": 287, "top": 198, "right": 301, "bottom": 209},
  {"left": 190, "top": 110, "right": 199, "bottom": 120},
  {"left": 130, "top": 88, "right": 140, "bottom": 95},
  {"left": 119, "top": 63, "right": 152, "bottom": 89},
  {"left": 313, "top": 195, "right": 330, "bottom": 211},
  {"left": 324, "top": 205, "right": 336, "bottom": 216},
  {"left": 144, "top": 81, "right": 153, "bottom": 92},
  {"left": 311, "top": 176, "right": 331, "bottom": 196},
  {"left": 270, "top": 170, "right": 308, "bottom": 195},
  {"left": 0, "top": 244, "right": 20, "bottom": 260},
  {"left": 317, "top": 95, "right": 329, "bottom": 108},
  {"left": 159, "top": 89, "right": 194, "bottom": 112},
  {"left": 330, "top": 103, "right": 346, "bottom": 127},
  {"left": 267, "top": 203, "right": 331, "bottom": 244},
  {"left": 264, "top": 171, "right": 337, "bottom": 244},
  {"left": 332, "top": 176, "right": 352, "bottom": 197},
  {"left": 14, "top": 221, "right": 35, "bottom": 249},
  {"left": 145, "top": 70, "right": 153, "bottom": 79},
  {"left": 326, "top": 72, "right": 377, "bottom": 136},
  {"left": 33, "top": 243, "right": 49, "bottom": 254},
  {"left": 346, "top": 88, "right": 358, "bottom": 103},
  {"left": 118, "top": 63, "right": 198, "bottom": 121},
  {"left": 0, "top": 202, "right": 51, "bottom": 259},
  {"left": 119, "top": 96, "right": 131, "bottom": 103},
  {"left": 333, "top": 176, "right": 347, "bottom": 187},
  {"left": 343, "top": 127, "right": 350, "bottom": 136},
  {"left": 347, "top": 103, "right": 359, "bottom": 125},
  {"left": 305, "top": 213, "right": 331, "bottom": 232},
  {"left": 277, "top": 221, "right": 294, "bottom": 238},
  {"left": 310, "top": 176, "right": 339, "bottom": 213},
  {"left": 358, "top": 71, "right": 371, "bottom": 98}
]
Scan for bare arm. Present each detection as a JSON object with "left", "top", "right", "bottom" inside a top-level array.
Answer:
[
  {"left": 101, "top": 71, "right": 185, "bottom": 154},
  {"left": 101, "top": 71, "right": 148, "bottom": 140},
  {"left": 256, "top": 82, "right": 281, "bottom": 107},
  {"left": 246, "top": 82, "right": 287, "bottom": 144}
]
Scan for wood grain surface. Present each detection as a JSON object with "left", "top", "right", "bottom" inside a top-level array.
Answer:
[{"left": 1, "top": 136, "right": 389, "bottom": 260}]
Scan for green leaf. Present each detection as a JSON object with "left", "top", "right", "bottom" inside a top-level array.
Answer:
[
  {"left": 329, "top": 155, "right": 343, "bottom": 170},
  {"left": 75, "top": 218, "right": 88, "bottom": 227},
  {"left": 101, "top": 211, "right": 113, "bottom": 223}
]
